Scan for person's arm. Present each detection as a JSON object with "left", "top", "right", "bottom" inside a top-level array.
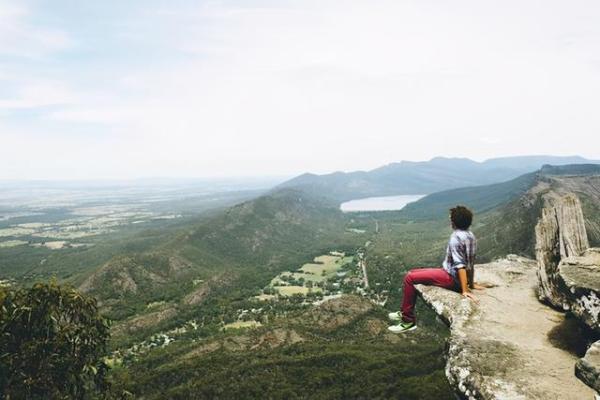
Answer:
[
  {"left": 467, "top": 266, "right": 474, "bottom": 289},
  {"left": 470, "top": 236, "right": 478, "bottom": 289},
  {"left": 467, "top": 267, "right": 488, "bottom": 289},
  {"left": 458, "top": 268, "right": 479, "bottom": 303}
]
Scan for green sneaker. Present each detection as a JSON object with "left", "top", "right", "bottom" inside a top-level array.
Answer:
[{"left": 387, "top": 321, "right": 417, "bottom": 333}]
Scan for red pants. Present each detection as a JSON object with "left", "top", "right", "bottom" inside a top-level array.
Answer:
[{"left": 401, "top": 268, "right": 458, "bottom": 323}]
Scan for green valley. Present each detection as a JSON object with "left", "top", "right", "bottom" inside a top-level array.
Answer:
[{"left": 4, "top": 163, "right": 600, "bottom": 399}]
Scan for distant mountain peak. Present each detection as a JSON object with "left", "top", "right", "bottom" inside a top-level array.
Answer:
[
  {"left": 428, "top": 156, "right": 478, "bottom": 163},
  {"left": 277, "top": 155, "right": 600, "bottom": 202}
]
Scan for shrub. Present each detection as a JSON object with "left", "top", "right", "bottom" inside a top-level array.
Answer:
[{"left": 0, "top": 282, "right": 110, "bottom": 399}]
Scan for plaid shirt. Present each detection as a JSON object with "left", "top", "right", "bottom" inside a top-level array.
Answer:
[{"left": 442, "top": 229, "right": 477, "bottom": 282}]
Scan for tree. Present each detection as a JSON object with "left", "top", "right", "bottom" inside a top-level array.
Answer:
[{"left": 0, "top": 281, "right": 110, "bottom": 399}]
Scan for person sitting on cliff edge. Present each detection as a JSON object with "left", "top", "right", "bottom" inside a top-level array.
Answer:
[{"left": 388, "top": 205, "right": 486, "bottom": 333}]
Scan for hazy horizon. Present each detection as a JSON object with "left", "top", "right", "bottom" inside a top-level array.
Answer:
[
  {"left": 1, "top": 154, "right": 597, "bottom": 184},
  {"left": 2, "top": 1, "right": 600, "bottom": 180}
]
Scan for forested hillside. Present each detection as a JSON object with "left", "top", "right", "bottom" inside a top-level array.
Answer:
[
  {"left": 379, "top": 164, "right": 600, "bottom": 263},
  {"left": 74, "top": 189, "right": 368, "bottom": 345}
]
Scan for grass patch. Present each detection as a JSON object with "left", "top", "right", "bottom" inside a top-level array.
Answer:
[
  {"left": 0, "top": 227, "right": 35, "bottom": 237},
  {"left": 274, "top": 286, "right": 322, "bottom": 296},
  {"left": 300, "top": 255, "right": 352, "bottom": 277},
  {"left": 0, "top": 240, "right": 28, "bottom": 248},
  {"left": 223, "top": 320, "right": 262, "bottom": 330}
]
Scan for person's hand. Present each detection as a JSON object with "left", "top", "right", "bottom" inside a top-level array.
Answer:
[{"left": 462, "top": 291, "right": 479, "bottom": 303}]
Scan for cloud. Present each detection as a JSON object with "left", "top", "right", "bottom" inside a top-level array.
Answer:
[
  {"left": 0, "top": 0, "right": 600, "bottom": 179},
  {"left": 0, "top": 81, "right": 78, "bottom": 109},
  {"left": 0, "top": 2, "right": 73, "bottom": 58},
  {"left": 480, "top": 137, "right": 502, "bottom": 145},
  {"left": 46, "top": 108, "right": 123, "bottom": 124},
  {"left": 0, "top": 3, "right": 77, "bottom": 117}
]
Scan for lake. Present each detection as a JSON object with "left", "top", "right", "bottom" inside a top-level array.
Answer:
[{"left": 340, "top": 194, "right": 426, "bottom": 212}]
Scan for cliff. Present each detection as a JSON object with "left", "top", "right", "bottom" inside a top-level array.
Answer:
[
  {"left": 559, "top": 248, "right": 600, "bottom": 392},
  {"left": 415, "top": 190, "right": 600, "bottom": 399},
  {"left": 416, "top": 255, "right": 594, "bottom": 399},
  {"left": 535, "top": 192, "right": 589, "bottom": 308},
  {"left": 536, "top": 193, "right": 600, "bottom": 393}
]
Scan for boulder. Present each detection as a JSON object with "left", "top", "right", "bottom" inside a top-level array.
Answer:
[
  {"left": 577, "top": 341, "right": 600, "bottom": 393},
  {"left": 558, "top": 248, "right": 600, "bottom": 395},
  {"left": 558, "top": 248, "right": 600, "bottom": 331}
]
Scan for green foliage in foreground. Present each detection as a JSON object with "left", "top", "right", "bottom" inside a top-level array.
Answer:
[
  {"left": 0, "top": 282, "right": 110, "bottom": 399},
  {"left": 111, "top": 341, "right": 453, "bottom": 400}
]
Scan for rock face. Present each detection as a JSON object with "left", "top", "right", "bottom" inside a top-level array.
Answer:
[
  {"left": 535, "top": 192, "right": 589, "bottom": 309},
  {"left": 533, "top": 192, "right": 600, "bottom": 394},
  {"left": 558, "top": 247, "right": 600, "bottom": 393},
  {"left": 577, "top": 341, "right": 600, "bottom": 393},
  {"left": 415, "top": 255, "right": 596, "bottom": 400},
  {"left": 558, "top": 248, "right": 600, "bottom": 331}
]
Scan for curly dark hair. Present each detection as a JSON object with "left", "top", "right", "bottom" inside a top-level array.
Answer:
[{"left": 450, "top": 205, "right": 473, "bottom": 230}]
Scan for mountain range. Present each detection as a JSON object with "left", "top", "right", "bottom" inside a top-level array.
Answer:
[
  {"left": 400, "top": 163, "right": 600, "bottom": 260},
  {"left": 277, "top": 155, "right": 600, "bottom": 201}
]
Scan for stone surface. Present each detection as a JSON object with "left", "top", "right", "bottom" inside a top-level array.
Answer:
[
  {"left": 577, "top": 341, "right": 600, "bottom": 393},
  {"left": 532, "top": 192, "right": 600, "bottom": 395},
  {"left": 415, "top": 255, "right": 596, "bottom": 400},
  {"left": 557, "top": 248, "right": 600, "bottom": 395},
  {"left": 535, "top": 193, "right": 589, "bottom": 309},
  {"left": 558, "top": 248, "right": 600, "bottom": 331}
]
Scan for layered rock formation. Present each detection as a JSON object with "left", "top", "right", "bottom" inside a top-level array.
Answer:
[
  {"left": 535, "top": 193, "right": 589, "bottom": 309},
  {"left": 558, "top": 248, "right": 600, "bottom": 392},
  {"left": 535, "top": 192, "right": 600, "bottom": 393},
  {"left": 558, "top": 248, "right": 600, "bottom": 331}
]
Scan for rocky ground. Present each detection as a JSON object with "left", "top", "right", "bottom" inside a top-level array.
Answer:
[
  {"left": 415, "top": 188, "right": 600, "bottom": 399},
  {"left": 416, "top": 255, "right": 596, "bottom": 400}
]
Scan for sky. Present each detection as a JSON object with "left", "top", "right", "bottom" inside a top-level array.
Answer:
[{"left": 1, "top": 0, "right": 599, "bottom": 180}]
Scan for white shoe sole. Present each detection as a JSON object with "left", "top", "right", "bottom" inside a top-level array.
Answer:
[{"left": 387, "top": 325, "right": 417, "bottom": 333}]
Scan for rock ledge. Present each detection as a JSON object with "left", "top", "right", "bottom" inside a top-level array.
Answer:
[
  {"left": 558, "top": 248, "right": 600, "bottom": 393},
  {"left": 416, "top": 255, "right": 596, "bottom": 400}
]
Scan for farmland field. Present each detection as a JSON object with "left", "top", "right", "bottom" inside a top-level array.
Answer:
[
  {"left": 0, "top": 240, "right": 28, "bottom": 248},
  {"left": 32, "top": 241, "right": 68, "bottom": 250},
  {"left": 0, "top": 179, "right": 272, "bottom": 283},
  {"left": 300, "top": 255, "right": 353, "bottom": 277},
  {"left": 223, "top": 321, "right": 263, "bottom": 330},
  {"left": 269, "top": 253, "right": 353, "bottom": 289},
  {"left": 273, "top": 285, "right": 317, "bottom": 296},
  {"left": 0, "top": 227, "right": 36, "bottom": 237},
  {"left": 270, "top": 271, "right": 324, "bottom": 285},
  {"left": 254, "top": 294, "right": 277, "bottom": 301}
]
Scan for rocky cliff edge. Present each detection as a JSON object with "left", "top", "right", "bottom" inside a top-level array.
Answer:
[
  {"left": 415, "top": 190, "right": 600, "bottom": 399},
  {"left": 416, "top": 255, "right": 595, "bottom": 399}
]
